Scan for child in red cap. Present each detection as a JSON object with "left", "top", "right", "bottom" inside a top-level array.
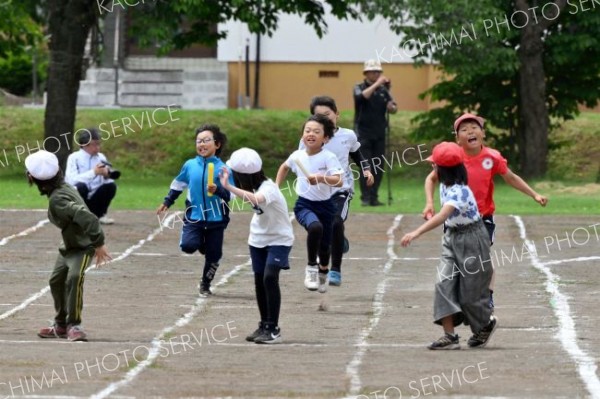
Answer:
[
  {"left": 422, "top": 113, "right": 548, "bottom": 314},
  {"left": 402, "top": 142, "right": 496, "bottom": 350}
]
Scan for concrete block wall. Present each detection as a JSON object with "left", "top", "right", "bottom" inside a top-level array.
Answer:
[{"left": 77, "top": 58, "right": 228, "bottom": 109}]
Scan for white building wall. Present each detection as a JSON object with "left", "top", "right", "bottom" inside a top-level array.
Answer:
[{"left": 217, "top": 11, "right": 414, "bottom": 63}]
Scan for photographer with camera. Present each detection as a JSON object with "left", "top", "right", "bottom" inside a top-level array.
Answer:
[
  {"left": 353, "top": 59, "right": 397, "bottom": 206},
  {"left": 65, "top": 128, "right": 118, "bottom": 224}
]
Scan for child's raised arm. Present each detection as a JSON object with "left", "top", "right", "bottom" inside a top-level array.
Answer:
[
  {"left": 275, "top": 162, "right": 290, "bottom": 187},
  {"left": 422, "top": 169, "right": 439, "bottom": 219},
  {"left": 218, "top": 167, "right": 265, "bottom": 206},
  {"left": 501, "top": 169, "right": 548, "bottom": 207}
]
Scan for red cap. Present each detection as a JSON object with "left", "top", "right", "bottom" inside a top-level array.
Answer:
[
  {"left": 426, "top": 142, "right": 464, "bottom": 167},
  {"left": 453, "top": 113, "right": 485, "bottom": 134}
]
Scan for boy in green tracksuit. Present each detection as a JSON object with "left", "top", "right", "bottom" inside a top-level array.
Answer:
[{"left": 25, "top": 150, "right": 111, "bottom": 342}]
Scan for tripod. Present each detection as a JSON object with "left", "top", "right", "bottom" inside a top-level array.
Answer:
[{"left": 385, "top": 109, "right": 393, "bottom": 206}]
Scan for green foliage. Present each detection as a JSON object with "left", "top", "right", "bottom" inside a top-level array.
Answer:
[
  {"left": 360, "top": 0, "right": 600, "bottom": 166},
  {"left": 125, "top": 0, "right": 361, "bottom": 54},
  {"left": 0, "top": 0, "right": 47, "bottom": 96},
  {"left": 0, "top": 52, "right": 47, "bottom": 96}
]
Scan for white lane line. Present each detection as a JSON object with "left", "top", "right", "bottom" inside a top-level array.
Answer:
[
  {"left": 512, "top": 215, "right": 600, "bottom": 398},
  {"left": 542, "top": 256, "right": 600, "bottom": 266},
  {"left": 343, "top": 214, "right": 402, "bottom": 399},
  {"left": 0, "top": 219, "right": 50, "bottom": 246},
  {"left": 90, "top": 259, "right": 250, "bottom": 399},
  {"left": 0, "top": 213, "right": 180, "bottom": 321}
]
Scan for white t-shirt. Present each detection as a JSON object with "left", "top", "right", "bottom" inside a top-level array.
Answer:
[
  {"left": 285, "top": 149, "right": 343, "bottom": 201},
  {"left": 440, "top": 184, "right": 481, "bottom": 227},
  {"left": 299, "top": 127, "right": 361, "bottom": 192},
  {"left": 248, "top": 180, "right": 294, "bottom": 248}
]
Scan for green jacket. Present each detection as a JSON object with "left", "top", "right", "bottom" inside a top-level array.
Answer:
[{"left": 48, "top": 183, "right": 105, "bottom": 255}]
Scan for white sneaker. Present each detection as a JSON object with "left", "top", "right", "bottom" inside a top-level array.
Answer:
[
  {"left": 318, "top": 272, "right": 328, "bottom": 293},
  {"left": 304, "top": 266, "right": 319, "bottom": 291},
  {"left": 99, "top": 215, "right": 115, "bottom": 225}
]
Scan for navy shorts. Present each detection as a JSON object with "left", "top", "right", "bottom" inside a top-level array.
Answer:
[{"left": 249, "top": 245, "right": 292, "bottom": 274}]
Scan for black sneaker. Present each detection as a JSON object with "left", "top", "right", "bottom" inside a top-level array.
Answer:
[
  {"left": 246, "top": 322, "right": 264, "bottom": 342},
  {"left": 468, "top": 316, "right": 498, "bottom": 348},
  {"left": 428, "top": 333, "right": 460, "bottom": 350},
  {"left": 255, "top": 326, "right": 282, "bottom": 344},
  {"left": 199, "top": 284, "right": 212, "bottom": 297}
]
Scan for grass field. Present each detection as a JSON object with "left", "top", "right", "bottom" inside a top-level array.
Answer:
[{"left": 2, "top": 175, "right": 599, "bottom": 215}]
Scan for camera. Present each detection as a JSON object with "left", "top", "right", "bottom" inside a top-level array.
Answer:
[
  {"left": 383, "top": 79, "right": 391, "bottom": 90},
  {"left": 101, "top": 161, "right": 121, "bottom": 180}
]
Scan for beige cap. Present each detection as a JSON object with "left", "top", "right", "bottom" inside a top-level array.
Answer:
[{"left": 363, "top": 59, "right": 383, "bottom": 72}]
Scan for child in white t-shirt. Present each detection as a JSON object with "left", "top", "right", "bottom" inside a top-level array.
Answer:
[
  {"left": 276, "top": 114, "right": 343, "bottom": 294},
  {"left": 220, "top": 148, "right": 294, "bottom": 344}
]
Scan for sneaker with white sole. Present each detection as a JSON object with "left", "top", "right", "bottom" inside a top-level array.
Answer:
[
  {"left": 318, "top": 271, "right": 328, "bottom": 293},
  {"left": 254, "top": 326, "right": 282, "bottom": 344},
  {"left": 67, "top": 324, "right": 88, "bottom": 342},
  {"left": 328, "top": 270, "right": 341, "bottom": 286},
  {"left": 428, "top": 333, "right": 460, "bottom": 350},
  {"left": 99, "top": 215, "right": 115, "bottom": 225},
  {"left": 38, "top": 323, "right": 68, "bottom": 339},
  {"left": 304, "top": 265, "right": 319, "bottom": 291}
]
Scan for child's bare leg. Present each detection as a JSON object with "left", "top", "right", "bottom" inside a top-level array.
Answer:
[{"left": 441, "top": 316, "right": 455, "bottom": 335}]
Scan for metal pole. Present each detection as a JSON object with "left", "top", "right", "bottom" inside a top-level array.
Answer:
[{"left": 113, "top": 7, "right": 120, "bottom": 106}]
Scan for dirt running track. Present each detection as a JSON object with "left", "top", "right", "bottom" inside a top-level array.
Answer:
[{"left": 0, "top": 209, "right": 599, "bottom": 399}]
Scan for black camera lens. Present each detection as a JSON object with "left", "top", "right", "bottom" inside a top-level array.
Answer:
[{"left": 109, "top": 170, "right": 121, "bottom": 180}]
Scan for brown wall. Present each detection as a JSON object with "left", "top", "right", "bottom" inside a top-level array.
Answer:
[{"left": 227, "top": 62, "right": 442, "bottom": 111}]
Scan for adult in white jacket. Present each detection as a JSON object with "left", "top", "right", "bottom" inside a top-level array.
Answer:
[{"left": 65, "top": 128, "right": 117, "bottom": 224}]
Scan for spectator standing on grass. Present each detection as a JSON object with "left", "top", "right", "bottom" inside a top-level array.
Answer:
[
  {"left": 422, "top": 113, "right": 548, "bottom": 313},
  {"left": 353, "top": 59, "right": 397, "bottom": 206},
  {"left": 65, "top": 128, "right": 118, "bottom": 225},
  {"left": 26, "top": 150, "right": 112, "bottom": 342},
  {"left": 220, "top": 148, "right": 294, "bottom": 344},
  {"left": 276, "top": 114, "right": 343, "bottom": 294},
  {"left": 402, "top": 142, "right": 496, "bottom": 350},
  {"left": 301, "top": 95, "right": 374, "bottom": 286},
  {"left": 157, "top": 124, "right": 234, "bottom": 297}
]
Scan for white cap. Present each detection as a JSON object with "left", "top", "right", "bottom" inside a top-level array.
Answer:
[
  {"left": 226, "top": 148, "right": 262, "bottom": 174},
  {"left": 363, "top": 59, "right": 383, "bottom": 72},
  {"left": 25, "top": 150, "right": 60, "bottom": 180}
]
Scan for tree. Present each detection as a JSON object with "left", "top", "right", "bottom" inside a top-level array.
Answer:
[
  {"left": 0, "top": 0, "right": 46, "bottom": 96},
  {"left": 39, "top": 0, "right": 360, "bottom": 168},
  {"left": 362, "top": 0, "right": 600, "bottom": 178}
]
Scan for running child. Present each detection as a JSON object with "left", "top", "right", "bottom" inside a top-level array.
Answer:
[
  {"left": 276, "top": 114, "right": 343, "bottom": 293},
  {"left": 402, "top": 142, "right": 496, "bottom": 350},
  {"left": 219, "top": 148, "right": 294, "bottom": 344},
  {"left": 300, "top": 95, "right": 374, "bottom": 286},
  {"left": 422, "top": 113, "right": 548, "bottom": 309},
  {"left": 157, "top": 124, "right": 234, "bottom": 297},
  {"left": 26, "top": 150, "right": 112, "bottom": 342}
]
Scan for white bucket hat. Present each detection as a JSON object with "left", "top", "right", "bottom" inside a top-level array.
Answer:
[
  {"left": 25, "top": 150, "right": 60, "bottom": 180},
  {"left": 227, "top": 148, "right": 262, "bottom": 174},
  {"left": 363, "top": 59, "right": 383, "bottom": 72}
]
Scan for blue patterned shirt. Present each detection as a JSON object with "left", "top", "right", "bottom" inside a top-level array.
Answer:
[{"left": 440, "top": 184, "right": 481, "bottom": 227}]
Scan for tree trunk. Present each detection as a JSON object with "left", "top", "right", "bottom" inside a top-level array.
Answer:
[
  {"left": 516, "top": 9, "right": 550, "bottom": 178},
  {"left": 44, "top": 1, "right": 97, "bottom": 169}
]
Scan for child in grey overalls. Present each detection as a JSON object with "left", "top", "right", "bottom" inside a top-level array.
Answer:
[{"left": 401, "top": 142, "right": 496, "bottom": 350}]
